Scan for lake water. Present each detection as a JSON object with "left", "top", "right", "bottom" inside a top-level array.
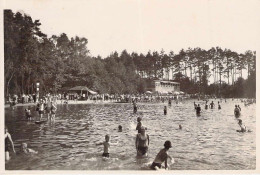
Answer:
[{"left": 5, "top": 99, "right": 256, "bottom": 170}]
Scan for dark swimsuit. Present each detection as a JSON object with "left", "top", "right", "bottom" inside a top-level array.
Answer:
[
  {"left": 5, "top": 137, "right": 9, "bottom": 152},
  {"left": 137, "top": 134, "right": 149, "bottom": 155},
  {"left": 138, "top": 146, "right": 148, "bottom": 155}
]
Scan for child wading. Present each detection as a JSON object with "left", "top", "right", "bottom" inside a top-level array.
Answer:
[
  {"left": 150, "top": 140, "right": 173, "bottom": 170},
  {"left": 136, "top": 117, "right": 142, "bottom": 133},
  {"left": 96, "top": 134, "right": 117, "bottom": 158}
]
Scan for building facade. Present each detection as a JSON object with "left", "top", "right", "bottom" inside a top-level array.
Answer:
[{"left": 154, "top": 80, "right": 180, "bottom": 94}]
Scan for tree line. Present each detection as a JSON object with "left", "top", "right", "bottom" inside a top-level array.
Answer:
[{"left": 4, "top": 10, "right": 256, "bottom": 98}]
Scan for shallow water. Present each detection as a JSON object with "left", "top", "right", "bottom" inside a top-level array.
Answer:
[{"left": 5, "top": 99, "right": 256, "bottom": 170}]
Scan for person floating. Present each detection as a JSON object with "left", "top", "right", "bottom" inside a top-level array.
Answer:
[
  {"left": 237, "top": 119, "right": 246, "bottom": 132},
  {"left": 150, "top": 140, "right": 173, "bottom": 170},
  {"left": 196, "top": 104, "right": 201, "bottom": 115},
  {"left": 135, "top": 126, "right": 149, "bottom": 156},
  {"left": 234, "top": 105, "right": 240, "bottom": 117},
  {"left": 20, "top": 143, "right": 38, "bottom": 154},
  {"left": 118, "top": 125, "right": 122, "bottom": 132},
  {"left": 136, "top": 117, "right": 142, "bottom": 133},
  {"left": 164, "top": 106, "right": 167, "bottom": 115},
  {"left": 5, "top": 126, "right": 16, "bottom": 161}
]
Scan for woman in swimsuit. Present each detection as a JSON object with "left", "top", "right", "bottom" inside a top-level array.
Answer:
[
  {"left": 135, "top": 126, "right": 149, "bottom": 156},
  {"left": 5, "top": 126, "right": 16, "bottom": 161}
]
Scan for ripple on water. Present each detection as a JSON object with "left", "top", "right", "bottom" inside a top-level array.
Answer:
[{"left": 5, "top": 100, "right": 256, "bottom": 170}]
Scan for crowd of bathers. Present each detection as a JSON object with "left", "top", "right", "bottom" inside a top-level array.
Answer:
[{"left": 5, "top": 97, "right": 255, "bottom": 170}]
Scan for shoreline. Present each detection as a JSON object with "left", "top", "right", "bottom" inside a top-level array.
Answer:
[{"left": 4, "top": 100, "right": 124, "bottom": 108}]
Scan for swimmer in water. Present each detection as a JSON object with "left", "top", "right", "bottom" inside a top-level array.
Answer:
[
  {"left": 218, "top": 104, "right": 221, "bottom": 110},
  {"left": 20, "top": 143, "right": 38, "bottom": 154},
  {"left": 168, "top": 99, "right": 172, "bottom": 106},
  {"left": 210, "top": 101, "right": 215, "bottom": 109},
  {"left": 205, "top": 101, "right": 208, "bottom": 110},
  {"left": 118, "top": 125, "right": 122, "bottom": 132},
  {"left": 237, "top": 119, "right": 246, "bottom": 132},
  {"left": 238, "top": 105, "right": 241, "bottom": 111},
  {"left": 50, "top": 101, "right": 57, "bottom": 120},
  {"left": 150, "top": 140, "right": 173, "bottom": 170},
  {"left": 135, "top": 126, "right": 149, "bottom": 156},
  {"left": 5, "top": 126, "right": 16, "bottom": 161},
  {"left": 133, "top": 102, "right": 137, "bottom": 114},
  {"left": 136, "top": 117, "right": 142, "bottom": 133},
  {"left": 38, "top": 99, "right": 45, "bottom": 121},
  {"left": 194, "top": 102, "right": 197, "bottom": 110},
  {"left": 179, "top": 125, "right": 182, "bottom": 130},
  {"left": 196, "top": 104, "right": 201, "bottom": 115},
  {"left": 164, "top": 106, "right": 167, "bottom": 115},
  {"left": 234, "top": 105, "right": 240, "bottom": 117},
  {"left": 96, "top": 134, "right": 117, "bottom": 158}
]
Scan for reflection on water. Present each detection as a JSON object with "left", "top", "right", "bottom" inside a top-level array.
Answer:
[{"left": 5, "top": 99, "right": 256, "bottom": 170}]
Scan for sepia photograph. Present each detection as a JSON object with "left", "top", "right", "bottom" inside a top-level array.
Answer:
[{"left": 2, "top": 0, "right": 259, "bottom": 172}]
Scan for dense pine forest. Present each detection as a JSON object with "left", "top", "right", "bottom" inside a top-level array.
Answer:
[{"left": 4, "top": 10, "right": 256, "bottom": 98}]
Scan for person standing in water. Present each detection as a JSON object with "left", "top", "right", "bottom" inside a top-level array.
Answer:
[
  {"left": 205, "top": 101, "right": 208, "bottom": 110},
  {"left": 38, "top": 99, "right": 45, "bottom": 121},
  {"left": 45, "top": 98, "right": 52, "bottom": 120},
  {"left": 164, "top": 106, "right": 167, "bottom": 115},
  {"left": 150, "top": 140, "right": 173, "bottom": 170},
  {"left": 135, "top": 126, "right": 149, "bottom": 156},
  {"left": 238, "top": 105, "right": 241, "bottom": 111},
  {"left": 96, "top": 134, "right": 117, "bottom": 158},
  {"left": 196, "top": 104, "right": 201, "bottom": 115},
  {"left": 5, "top": 126, "right": 16, "bottom": 161},
  {"left": 194, "top": 102, "right": 197, "bottom": 110},
  {"left": 136, "top": 117, "right": 142, "bottom": 133},
  {"left": 50, "top": 101, "right": 57, "bottom": 120},
  {"left": 234, "top": 105, "right": 240, "bottom": 117},
  {"left": 210, "top": 101, "right": 215, "bottom": 109},
  {"left": 133, "top": 101, "right": 137, "bottom": 114}
]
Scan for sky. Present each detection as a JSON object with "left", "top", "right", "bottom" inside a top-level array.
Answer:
[{"left": 2, "top": 0, "right": 260, "bottom": 58}]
